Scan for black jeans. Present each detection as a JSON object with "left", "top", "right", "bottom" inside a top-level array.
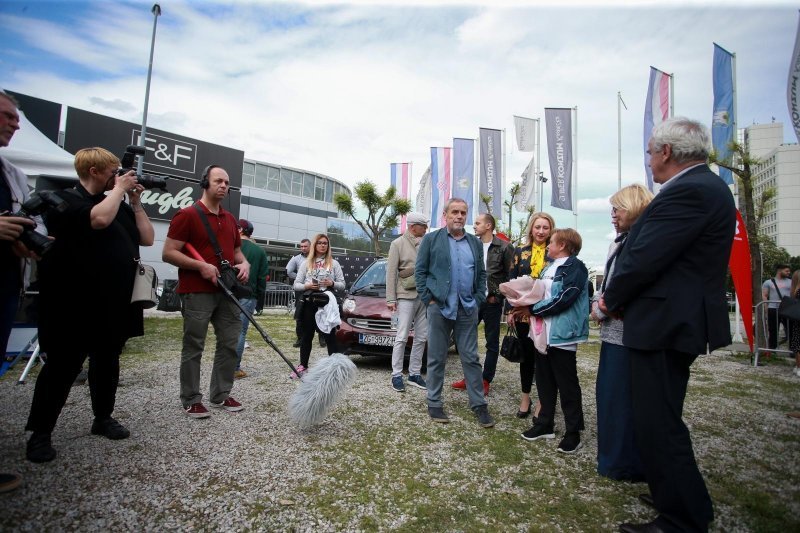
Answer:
[
  {"left": 478, "top": 301, "right": 503, "bottom": 383},
  {"left": 299, "top": 302, "right": 339, "bottom": 368}
]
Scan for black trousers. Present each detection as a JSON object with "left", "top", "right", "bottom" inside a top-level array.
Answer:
[
  {"left": 767, "top": 308, "right": 788, "bottom": 349},
  {"left": 534, "top": 346, "right": 584, "bottom": 433},
  {"left": 629, "top": 348, "right": 713, "bottom": 532},
  {"left": 26, "top": 341, "right": 124, "bottom": 434},
  {"left": 298, "top": 303, "right": 339, "bottom": 368}
]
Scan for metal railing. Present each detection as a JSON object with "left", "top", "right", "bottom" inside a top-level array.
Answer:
[
  {"left": 752, "top": 299, "right": 794, "bottom": 366},
  {"left": 263, "top": 283, "right": 295, "bottom": 313}
]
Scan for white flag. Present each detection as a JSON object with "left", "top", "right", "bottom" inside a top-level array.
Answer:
[
  {"left": 514, "top": 116, "right": 537, "bottom": 152},
  {"left": 516, "top": 156, "right": 536, "bottom": 212},
  {"left": 415, "top": 165, "right": 432, "bottom": 221},
  {"left": 789, "top": 13, "right": 800, "bottom": 142}
]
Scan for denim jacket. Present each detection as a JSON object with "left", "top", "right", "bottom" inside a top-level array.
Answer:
[{"left": 530, "top": 255, "right": 589, "bottom": 346}]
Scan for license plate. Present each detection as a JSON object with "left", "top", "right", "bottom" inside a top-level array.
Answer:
[{"left": 359, "top": 334, "right": 395, "bottom": 346}]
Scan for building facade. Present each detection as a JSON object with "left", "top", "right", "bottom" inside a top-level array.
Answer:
[{"left": 747, "top": 122, "right": 800, "bottom": 257}]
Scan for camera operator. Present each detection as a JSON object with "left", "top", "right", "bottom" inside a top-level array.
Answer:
[
  {"left": 25, "top": 147, "right": 154, "bottom": 463},
  {"left": 0, "top": 92, "right": 45, "bottom": 491}
]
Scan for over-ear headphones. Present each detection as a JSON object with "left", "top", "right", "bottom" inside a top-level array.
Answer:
[{"left": 200, "top": 164, "right": 220, "bottom": 189}]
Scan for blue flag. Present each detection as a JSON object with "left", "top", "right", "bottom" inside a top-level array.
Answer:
[
  {"left": 452, "top": 138, "right": 474, "bottom": 224},
  {"left": 712, "top": 43, "right": 734, "bottom": 185}
]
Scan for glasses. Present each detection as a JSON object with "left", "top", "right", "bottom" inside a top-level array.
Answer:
[{"left": 316, "top": 242, "right": 329, "bottom": 246}]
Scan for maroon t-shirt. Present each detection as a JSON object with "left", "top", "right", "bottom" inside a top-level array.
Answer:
[{"left": 167, "top": 201, "right": 241, "bottom": 294}]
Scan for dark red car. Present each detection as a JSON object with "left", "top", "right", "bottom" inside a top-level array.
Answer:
[{"left": 336, "top": 259, "right": 418, "bottom": 357}]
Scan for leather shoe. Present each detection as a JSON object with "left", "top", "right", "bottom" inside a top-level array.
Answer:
[
  {"left": 618, "top": 519, "right": 665, "bottom": 533},
  {"left": 637, "top": 493, "right": 655, "bottom": 509},
  {"left": 516, "top": 405, "right": 531, "bottom": 419},
  {"left": 26, "top": 432, "right": 56, "bottom": 463}
]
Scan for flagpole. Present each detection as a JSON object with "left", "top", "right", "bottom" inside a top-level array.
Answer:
[
  {"left": 137, "top": 3, "right": 162, "bottom": 175},
  {"left": 573, "top": 106, "right": 578, "bottom": 230},
  {"left": 618, "top": 91, "right": 622, "bottom": 191},
  {"left": 502, "top": 128, "right": 507, "bottom": 220},
  {"left": 537, "top": 118, "right": 542, "bottom": 212},
  {"left": 669, "top": 72, "right": 675, "bottom": 116}
]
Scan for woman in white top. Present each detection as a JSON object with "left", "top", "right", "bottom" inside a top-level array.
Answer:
[{"left": 292, "top": 233, "right": 345, "bottom": 377}]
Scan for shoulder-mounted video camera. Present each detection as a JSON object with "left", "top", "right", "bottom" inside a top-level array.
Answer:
[{"left": 119, "top": 145, "right": 169, "bottom": 190}]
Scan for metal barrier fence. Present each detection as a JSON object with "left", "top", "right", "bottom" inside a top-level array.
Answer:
[
  {"left": 753, "top": 299, "right": 794, "bottom": 367},
  {"left": 263, "top": 283, "right": 295, "bottom": 313}
]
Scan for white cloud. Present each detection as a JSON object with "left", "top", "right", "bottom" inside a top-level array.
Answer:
[{"left": 2, "top": 1, "right": 796, "bottom": 264}]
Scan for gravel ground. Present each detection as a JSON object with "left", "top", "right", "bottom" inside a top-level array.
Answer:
[{"left": 1, "top": 312, "right": 798, "bottom": 531}]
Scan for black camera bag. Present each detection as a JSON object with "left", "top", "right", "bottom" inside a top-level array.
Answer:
[{"left": 193, "top": 204, "right": 252, "bottom": 299}]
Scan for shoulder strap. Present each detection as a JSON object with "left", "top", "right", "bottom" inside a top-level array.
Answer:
[
  {"left": 193, "top": 203, "right": 224, "bottom": 263},
  {"left": 771, "top": 278, "right": 784, "bottom": 298}
]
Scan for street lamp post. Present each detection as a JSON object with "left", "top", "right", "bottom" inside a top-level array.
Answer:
[
  {"left": 137, "top": 3, "right": 162, "bottom": 175},
  {"left": 537, "top": 172, "right": 548, "bottom": 212}
]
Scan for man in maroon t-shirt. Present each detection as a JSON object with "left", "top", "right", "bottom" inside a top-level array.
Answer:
[{"left": 163, "top": 165, "right": 250, "bottom": 419}]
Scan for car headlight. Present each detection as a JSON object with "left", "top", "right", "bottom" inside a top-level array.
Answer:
[{"left": 343, "top": 298, "right": 356, "bottom": 312}]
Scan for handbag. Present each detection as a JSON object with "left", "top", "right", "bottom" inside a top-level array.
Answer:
[
  {"left": 131, "top": 259, "right": 158, "bottom": 309},
  {"left": 157, "top": 279, "right": 182, "bottom": 312},
  {"left": 778, "top": 295, "right": 800, "bottom": 321},
  {"left": 400, "top": 275, "right": 416, "bottom": 290},
  {"left": 500, "top": 324, "right": 524, "bottom": 363}
]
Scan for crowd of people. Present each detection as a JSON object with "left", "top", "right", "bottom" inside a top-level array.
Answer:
[{"left": 1, "top": 89, "right": 797, "bottom": 530}]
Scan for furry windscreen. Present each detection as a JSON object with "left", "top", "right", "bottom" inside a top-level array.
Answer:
[{"left": 288, "top": 353, "right": 357, "bottom": 429}]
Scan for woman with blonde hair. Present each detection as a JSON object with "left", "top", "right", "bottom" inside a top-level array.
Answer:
[
  {"left": 507, "top": 211, "right": 556, "bottom": 418},
  {"left": 591, "top": 183, "right": 654, "bottom": 479},
  {"left": 292, "top": 233, "right": 345, "bottom": 378}
]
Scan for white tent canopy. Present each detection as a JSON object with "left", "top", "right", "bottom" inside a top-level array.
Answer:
[{"left": 1, "top": 110, "right": 77, "bottom": 180}]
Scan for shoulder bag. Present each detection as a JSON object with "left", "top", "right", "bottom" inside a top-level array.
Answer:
[
  {"left": 131, "top": 259, "right": 158, "bottom": 309},
  {"left": 778, "top": 296, "right": 800, "bottom": 321},
  {"left": 193, "top": 204, "right": 252, "bottom": 299}
]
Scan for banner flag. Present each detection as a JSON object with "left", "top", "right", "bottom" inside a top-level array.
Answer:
[
  {"left": 415, "top": 165, "right": 432, "bottom": 222},
  {"left": 729, "top": 209, "right": 753, "bottom": 352},
  {"left": 788, "top": 12, "right": 800, "bottom": 143},
  {"left": 517, "top": 156, "right": 536, "bottom": 213},
  {"left": 544, "top": 108, "right": 573, "bottom": 211},
  {"left": 452, "top": 138, "right": 475, "bottom": 224},
  {"left": 643, "top": 67, "right": 671, "bottom": 192},
  {"left": 479, "top": 128, "right": 503, "bottom": 217},
  {"left": 712, "top": 43, "right": 735, "bottom": 185},
  {"left": 514, "top": 116, "right": 537, "bottom": 152},
  {"left": 430, "top": 147, "right": 451, "bottom": 228},
  {"left": 390, "top": 162, "right": 410, "bottom": 233}
]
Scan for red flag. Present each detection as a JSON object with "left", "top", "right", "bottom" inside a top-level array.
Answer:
[{"left": 728, "top": 210, "right": 753, "bottom": 352}]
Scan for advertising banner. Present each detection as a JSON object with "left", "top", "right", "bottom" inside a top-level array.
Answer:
[
  {"left": 712, "top": 44, "right": 735, "bottom": 185},
  {"left": 729, "top": 210, "right": 753, "bottom": 351},
  {"left": 788, "top": 13, "right": 800, "bottom": 143},
  {"left": 544, "top": 108, "right": 572, "bottom": 211},
  {"left": 479, "top": 128, "right": 502, "bottom": 217},
  {"left": 513, "top": 116, "right": 537, "bottom": 152}
]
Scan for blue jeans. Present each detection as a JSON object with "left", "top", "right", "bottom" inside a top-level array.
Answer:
[
  {"left": 426, "top": 303, "right": 486, "bottom": 410},
  {"left": 236, "top": 297, "right": 257, "bottom": 369},
  {"left": 478, "top": 300, "right": 502, "bottom": 383}
]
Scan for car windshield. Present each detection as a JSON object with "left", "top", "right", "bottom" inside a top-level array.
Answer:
[{"left": 350, "top": 261, "right": 387, "bottom": 294}]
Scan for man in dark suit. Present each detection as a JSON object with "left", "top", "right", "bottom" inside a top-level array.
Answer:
[{"left": 600, "top": 117, "right": 735, "bottom": 533}]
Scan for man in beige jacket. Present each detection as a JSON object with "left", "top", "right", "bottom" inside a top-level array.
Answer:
[{"left": 386, "top": 212, "right": 429, "bottom": 392}]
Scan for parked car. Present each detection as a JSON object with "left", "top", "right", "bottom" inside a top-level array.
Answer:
[{"left": 336, "top": 259, "right": 418, "bottom": 357}]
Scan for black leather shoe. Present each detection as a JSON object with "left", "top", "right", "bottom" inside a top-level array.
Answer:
[
  {"left": 91, "top": 417, "right": 130, "bottom": 440},
  {"left": 618, "top": 519, "right": 665, "bottom": 533},
  {"left": 516, "top": 405, "right": 531, "bottom": 418},
  {"left": 26, "top": 432, "right": 56, "bottom": 463},
  {"left": 637, "top": 493, "right": 655, "bottom": 509}
]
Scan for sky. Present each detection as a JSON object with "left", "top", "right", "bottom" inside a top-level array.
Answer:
[{"left": 1, "top": 0, "right": 798, "bottom": 269}]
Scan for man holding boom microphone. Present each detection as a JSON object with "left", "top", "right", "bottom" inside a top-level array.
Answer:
[{"left": 162, "top": 165, "right": 250, "bottom": 419}]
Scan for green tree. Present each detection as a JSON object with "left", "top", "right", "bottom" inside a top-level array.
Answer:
[
  {"left": 333, "top": 180, "right": 411, "bottom": 256},
  {"left": 709, "top": 141, "right": 774, "bottom": 305}
]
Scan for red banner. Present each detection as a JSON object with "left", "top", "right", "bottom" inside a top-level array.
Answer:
[{"left": 729, "top": 210, "right": 753, "bottom": 351}]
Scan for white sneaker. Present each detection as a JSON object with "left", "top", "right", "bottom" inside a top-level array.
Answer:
[
  {"left": 793, "top": 367, "right": 800, "bottom": 377},
  {"left": 244, "top": 341, "right": 251, "bottom": 350}
]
